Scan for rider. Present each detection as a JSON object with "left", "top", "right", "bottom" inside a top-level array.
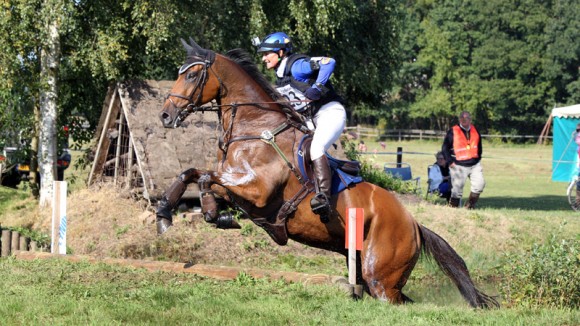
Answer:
[{"left": 254, "top": 31, "right": 346, "bottom": 223}]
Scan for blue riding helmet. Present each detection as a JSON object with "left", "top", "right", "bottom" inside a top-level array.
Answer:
[{"left": 256, "top": 32, "right": 292, "bottom": 53}]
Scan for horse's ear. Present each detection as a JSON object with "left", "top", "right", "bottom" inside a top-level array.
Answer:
[
  {"left": 180, "top": 38, "right": 194, "bottom": 53},
  {"left": 188, "top": 37, "right": 208, "bottom": 56}
]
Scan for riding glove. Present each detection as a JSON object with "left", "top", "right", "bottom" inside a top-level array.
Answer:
[{"left": 304, "top": 87, "right": 322, "bottom": 101}]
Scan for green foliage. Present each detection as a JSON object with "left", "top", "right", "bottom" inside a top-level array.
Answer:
[
  {"left": 499, "top": 227, "right": 580, "bottom": 309},
  {"left": 388, "top": 0, "right": 580, "bottom": 134},
  {"left": 343, "top": 139, "right": 419, "bottom": 194}
]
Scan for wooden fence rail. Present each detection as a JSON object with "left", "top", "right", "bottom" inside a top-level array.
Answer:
[{"left": 345, "top": 126, "right": 551, "bottom": 142}]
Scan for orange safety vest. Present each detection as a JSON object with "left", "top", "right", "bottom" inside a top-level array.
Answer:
[{"left": 452, "top": 125, "right": 480, "bottom": 161}]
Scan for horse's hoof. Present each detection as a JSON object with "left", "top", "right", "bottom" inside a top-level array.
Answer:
[{"left": 156, "top": 217, "right": 173, "bottom": 235}]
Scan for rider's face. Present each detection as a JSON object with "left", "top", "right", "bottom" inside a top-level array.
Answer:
[{"left": 261, "top": 51, "right": 281, "bottom": 70}]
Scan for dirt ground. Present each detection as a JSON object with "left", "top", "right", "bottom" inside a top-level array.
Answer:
[
  {"left": 2, "top": 181, "right": 513, "bottom": 275},
  {"left": 3, "top": 184, "right": 348, "bottom": 272}
]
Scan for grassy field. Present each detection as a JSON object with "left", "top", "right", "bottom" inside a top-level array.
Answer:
[
  {"left": 360, "top": 139, "right": 569, "bottom": 210},
  {"left": 0, "top": 140, "right": 579, "bottom": 324},
  {"left": 0, "top": 258, "right": 577, "bottom": 325}
]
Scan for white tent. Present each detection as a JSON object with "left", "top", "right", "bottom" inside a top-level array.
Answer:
[{"left": 551, "top": 104, "right": 580, "bottom": 118}]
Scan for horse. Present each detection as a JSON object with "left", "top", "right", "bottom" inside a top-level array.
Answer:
[{"left": 155, "top": 38, "right": 499, "bottom": 308}]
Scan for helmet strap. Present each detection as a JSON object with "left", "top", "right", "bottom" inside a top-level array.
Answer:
[{"left": 277, "top": 50, "right": 285, "bottom": 59}]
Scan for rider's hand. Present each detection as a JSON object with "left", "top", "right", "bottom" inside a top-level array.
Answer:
[{"left": 304, "top": 87, "right": 322, "bottom": 101}]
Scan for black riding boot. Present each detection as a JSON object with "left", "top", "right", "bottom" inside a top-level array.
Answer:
[{"left": 310, "top": 156, "right": 332, "bottom": 223}]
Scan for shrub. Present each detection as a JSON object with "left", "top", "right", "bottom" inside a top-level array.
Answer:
[
  {"left": 342, "top": 139, "right": 418, "bottom": 194},
  {"left": 498, "top": 230, "right": 579, "bottom": 309}
]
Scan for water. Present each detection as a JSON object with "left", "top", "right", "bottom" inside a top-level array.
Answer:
[{"left": 404, "top": 279, "right": 500, "bottom": 307}]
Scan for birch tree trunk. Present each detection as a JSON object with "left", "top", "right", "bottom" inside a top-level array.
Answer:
[
  {"left": 38, "top": 0, "right": 62, "bottom": 207},
  {"left": 31, "top": 105, "right": 41, "bottom": 199}
]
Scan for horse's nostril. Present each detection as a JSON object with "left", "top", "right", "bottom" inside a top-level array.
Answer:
[{"left": 160, "top": 112, "right": 169, "bottom": 120}]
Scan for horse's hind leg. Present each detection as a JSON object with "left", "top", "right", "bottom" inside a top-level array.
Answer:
[
  {"left": 363, "top": 264, "right": 416, "bottom": 304},
  {"left": 361, "top": 229, "right": 420, "bottom": 304},
  {"left": 156, "top": 168, "right": 202, "bottom": 234}
]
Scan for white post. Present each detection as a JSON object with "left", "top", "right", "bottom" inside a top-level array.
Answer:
[
  {"left": 348, "top": 207, "right": 357, "bottom": 285},
  {"left": 51, "top": 181, "right": 67, "bottom": 254}
]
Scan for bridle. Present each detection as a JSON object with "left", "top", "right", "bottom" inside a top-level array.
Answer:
[
  {"left": 163, "top": 51, "right": 313, "bottom": 156},
  {"left": 165, "top": 52, "right": 222, "bottom": 128}
]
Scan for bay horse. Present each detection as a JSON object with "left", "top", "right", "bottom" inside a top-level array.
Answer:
[{"left": 156, "top": 38, "right": 498, "bottom": 308}]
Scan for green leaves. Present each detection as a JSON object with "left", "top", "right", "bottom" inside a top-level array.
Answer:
[
  {"left": 390, "top": 0, "right": 579, "bottom": 135},
  {"left": 499, "top": 230, "right": 580, "bottom": 308}
]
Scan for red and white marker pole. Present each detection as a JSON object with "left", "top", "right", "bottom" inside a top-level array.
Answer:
[{"left": 345, "top": 207, "right": 364, "bottom": 298}]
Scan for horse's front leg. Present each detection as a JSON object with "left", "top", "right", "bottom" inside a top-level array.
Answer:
[
  {"left": 156, "top": 168, "right": 204, "bottom": 234},
  {"left": 198, "top": 173, "right": 241, "bottom": 229}
]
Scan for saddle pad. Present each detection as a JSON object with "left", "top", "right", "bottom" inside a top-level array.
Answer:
[{"left": 297, "top": 135, "right": 363, "bottom": 195}]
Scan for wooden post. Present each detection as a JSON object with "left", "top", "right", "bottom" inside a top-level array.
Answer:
[
  {"left": 113, "top": 113, "right": 125, "bottom": 184},
  {"left": 51, "top": 181, "right": 68, "bottom": 255},
  {"left": 125, "top": 135, "right": 135, "bottom": 189},
  {"left": 19, "top": 237, "right": 29, "bottom": 251},
  {"left": 11, "top": 231, "right": 20, "bottom": 252},
  {"left": 1, "top": 229, "right": 11, "bottom": 256},
  {"left": 30, "top": 241, "right": 38, "bottom": 252}
]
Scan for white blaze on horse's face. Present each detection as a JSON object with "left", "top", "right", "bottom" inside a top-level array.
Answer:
[{"left": 219, "top": 160, "right": 257, "bottom": 186}]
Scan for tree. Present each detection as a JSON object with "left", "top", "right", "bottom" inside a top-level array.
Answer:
[
  {"left": 389, "top": 0, "right": 579, "bottom": 135},
  {"left": 38, "top": 0, "right": 64, "bottom": 207},
  {"left": 1, "top": 0, "right": 403, "bottom": 204}
]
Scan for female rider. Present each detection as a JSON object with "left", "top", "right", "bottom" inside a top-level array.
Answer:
[{"left": 255, "top": 32, "right": 346, "bottom": 223}]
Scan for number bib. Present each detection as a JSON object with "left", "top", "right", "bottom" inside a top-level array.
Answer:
[{"left": 276, "top": 84, "right": 309, "bottom": 112}]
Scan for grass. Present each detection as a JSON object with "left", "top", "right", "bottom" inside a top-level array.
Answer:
[
  {"left": 1, "top": 140, "right": 579, "bottom": 324},
  {"left": 0, "top": 258, "right": 578, "bottom": 325},
  {"left": 0, "top": 186, "right": 36, "bottom": 229},
  {"left": 360, "top": 139, "right": 564, "bottom": 208}
]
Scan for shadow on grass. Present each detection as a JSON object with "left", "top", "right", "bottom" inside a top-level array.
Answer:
[{"left": 480, "top": 195, "right": 571, "bottom": 211}]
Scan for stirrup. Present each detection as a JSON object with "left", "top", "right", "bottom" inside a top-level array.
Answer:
[{"left": 310, "top": 193, "right": 331, "bottom": 223}]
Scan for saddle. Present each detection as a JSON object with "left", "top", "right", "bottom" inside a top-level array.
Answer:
[
  {"left": 253, "top": 135, "right": 363, "bottom": 245},
  {"left": 297, "top": 135, "right": 363, "bottom": 194}
]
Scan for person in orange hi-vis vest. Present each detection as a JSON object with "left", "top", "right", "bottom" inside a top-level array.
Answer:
[{"left": 441, "top": 111, "right": 485, "bottom": 208}]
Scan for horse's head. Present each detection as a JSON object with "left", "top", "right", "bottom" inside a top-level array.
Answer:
[{"left": 159, "top": 38, "right": 221, "bottom": 128}]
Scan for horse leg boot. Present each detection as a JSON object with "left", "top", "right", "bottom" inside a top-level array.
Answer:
[
  {"left": 156, "top": 178, "right": 187, "bottom": 235},
  {"left": 198, "top": 173, "right": 240, "bottom": 229},
  {"left": 310, "top": 156, "right": 332, "bottom": 223},
  {"left": 199, "top": 174, "right": 218, "bottom": 223},
  {"left": 464, "top": 192, "right": 480, "bottom": 209}
]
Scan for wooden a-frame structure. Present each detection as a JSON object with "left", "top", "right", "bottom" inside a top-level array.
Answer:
[{"left": 88, "top": 80, "right": 219, "bottom": 203}]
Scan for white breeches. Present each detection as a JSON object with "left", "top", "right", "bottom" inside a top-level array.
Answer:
[{"left": 310, "top": 101, "right": 346, "bottom": 160}]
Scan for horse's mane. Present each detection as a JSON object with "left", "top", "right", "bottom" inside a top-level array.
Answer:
[{"left": 224, "top": 48, "right": 283, "bottom": 102}]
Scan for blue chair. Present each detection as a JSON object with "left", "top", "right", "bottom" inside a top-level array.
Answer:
[{"left": 384, "top": 162, "right": 420, "bottom": 192}]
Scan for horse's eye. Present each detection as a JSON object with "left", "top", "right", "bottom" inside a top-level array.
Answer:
[{"left": 186, "top": 72, "right": 197, "bottom": 81}]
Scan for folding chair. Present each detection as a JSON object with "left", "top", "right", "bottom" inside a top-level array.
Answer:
[{"left": 383, "top": 162, "right": 421, "bottom": 193}]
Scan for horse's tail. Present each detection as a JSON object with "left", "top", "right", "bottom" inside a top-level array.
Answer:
[{"left": 418, "top": 224, "right": 500, "bottom": 309}]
